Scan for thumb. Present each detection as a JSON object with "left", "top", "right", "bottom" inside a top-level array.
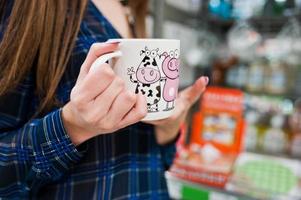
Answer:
[{"left": 180, "top": 76, "right": 208, "bottom": 105}]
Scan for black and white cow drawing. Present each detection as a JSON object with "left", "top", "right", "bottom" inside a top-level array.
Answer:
[{"left": 127, "top": 47, "right": 162, "bottom": 112}]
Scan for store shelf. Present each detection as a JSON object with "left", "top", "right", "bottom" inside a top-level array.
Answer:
[
  {"left": 247, "top": 149, "right": 301, "bottom": 161},
  {"left": 221, "top": 84, "right": 300, "bottom": 101},
  {"left": 149, "top": 1, "right": 301, "bottom": 199},
  {"left": 207, "top": 15, "right": 234, "bottom": 27},
  {"left": 207, "top": 15, "right": 301, "bottom": 34},
  {"left": 152, "top": 3, "right": 200, "bottom": 28},
  {"left": 165, "top": 172, "right": 255, "bottom": 200},
  {"left": 167, "top": 152, "right": 301, "bottom": 200},
  {"left": 250, "top": 15, "right": 301, "bottom": 34},
  {"left": 151, "top": 0, "right": 301, "bottom": 35},
  {"left": 163, "top": 0, "right": 209, "bottom": 25}
]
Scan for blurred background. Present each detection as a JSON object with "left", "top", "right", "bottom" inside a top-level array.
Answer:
[{"left": 147, "top": 0, "right": 301, "bottom": 199}]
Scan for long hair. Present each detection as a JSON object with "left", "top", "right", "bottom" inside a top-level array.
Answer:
[
  {"left": 128, "top": 0, "right": 149, "bottom": 38},
  {"left": 0, "top": 0, "right": 88, "bottom": 115},
  {"left": 0, "top": 0, "right": 148, "bottom": 115}
]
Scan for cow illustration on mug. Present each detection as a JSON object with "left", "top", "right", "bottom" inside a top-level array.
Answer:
[{"left": 127, "top": 46, "right": 180, "bottom": 113}]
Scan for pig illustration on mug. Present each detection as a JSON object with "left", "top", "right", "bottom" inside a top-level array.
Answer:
[{"left": 161, "top": 50, "right": 180, "bottom": 111}]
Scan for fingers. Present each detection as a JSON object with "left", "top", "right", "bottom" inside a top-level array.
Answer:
[
  {"left": 180, "top": 76, "right": 209, "bottom": 105},
  {"left": 171, "top": 98, "right": 188, "bottom": 121},
  {"left": 91, "top": 77, "right": 125, "bottom": 119},
  {"left": 78, "top": 43, "right": 119, "bottom": 81},
  {"left": 118, "top": 93, "right": 147, "bottom": 128},
  {"left": 104, "top": 91, "right": 137, "bottom": 125},
  {"left": 146, "top": 98, "right": 188, "bottom": 126},
  {"left": 77, "top": 64, "right": 116, "bottom": 101},
  {"left": 144, "top": 77, "right": 209, "bottom": 126}
]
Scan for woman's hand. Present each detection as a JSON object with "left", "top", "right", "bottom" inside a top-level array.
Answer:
[
  {"left": 62, "top": 43, "right": 147, "bottom": 145},
  {"left": 146, "top": 76, "right": 209, "bottom": 145}
]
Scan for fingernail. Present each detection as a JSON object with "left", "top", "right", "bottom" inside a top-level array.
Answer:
[
  {"left": 107, "top": 42, "right": 120, "bottom": 45},
  {"left": 106, "top": 39, "right": 120, "bottom": 44},
  {"left": 204, "top": 76, "right": 209, "bottom": 85}
]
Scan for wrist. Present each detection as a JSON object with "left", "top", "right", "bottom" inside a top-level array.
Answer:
[
  {"left": 155, "top": 124, "right": 180, "bottom": 145},
  {"left": 62, "top": 103, "right": 93, "bottom": 146}
]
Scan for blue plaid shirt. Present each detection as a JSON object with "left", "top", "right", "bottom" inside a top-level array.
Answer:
[{"left": 0, "top": 2, "right": 176, "bottom": 199}]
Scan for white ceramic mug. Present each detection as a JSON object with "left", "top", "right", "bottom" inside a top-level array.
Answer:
[{"left": 90, "top": 39, "right": 180, "bottom": 121}]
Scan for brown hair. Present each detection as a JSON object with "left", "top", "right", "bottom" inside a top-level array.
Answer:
[
  {"left": 0, "top": 0, "right": 148, "bottom": 115},
  {"left": 128, "top": 0, "right": 149, "bottom": 38},
  {"left": 0, "top": 0, "right": 88, "bottom": 115}
]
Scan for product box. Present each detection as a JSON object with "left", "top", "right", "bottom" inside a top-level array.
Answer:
[{"left": 170, "top": 87, "right": 245, "bottom": 188}]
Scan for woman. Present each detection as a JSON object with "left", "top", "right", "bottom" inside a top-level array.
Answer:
[{"left": 0, "top": 0, "right": 208, "bottom": 199}]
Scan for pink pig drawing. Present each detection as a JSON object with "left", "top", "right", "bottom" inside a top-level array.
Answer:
[{"left": 161, "top": 50, "right": 180, "bottom": 111}]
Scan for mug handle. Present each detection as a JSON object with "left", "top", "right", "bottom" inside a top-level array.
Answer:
[{"left": 89, "top": 51, "right": 122, "bottom": 73}]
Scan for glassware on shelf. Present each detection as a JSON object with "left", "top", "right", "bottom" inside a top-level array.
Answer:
[
  {"left": 277, "top": 18, "right": 301, "bottom": 65},
  {"left": 262, "top": 115, "right": 287, "bottom": 154},
  {"left": 232, "top": 0, "right": 265, "bottom": 19},
  {"left": 209, "top": 0, "right": 233, "bottom": 20},
  {"left": 294, "top": 65, "right": 301, "bottom": 97},
  {"left": 185, "top": 30, "right": 218, "bottom": 68},
  {"left": 246, "top": 58, "right": 266, "bottom": 93},
  {"left": 244, "top": 111, "right": 259, "bottom": 151},
  {"left": 289, "top": 99, "right": 301, "bottom": 157},
  {"left": 226, "top": 63, "right": 248, "bottom": 89},
  {"left": 264, "top": 60, "right": 288, "bottom": 95},
  {"left": 227, "top": 21, "right": 261, "bottom": 62},
  {"left": 291, "top": 134, "right": 301, "bottom": 157}
]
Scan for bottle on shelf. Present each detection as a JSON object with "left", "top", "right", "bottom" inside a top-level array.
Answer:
[
  {"left": 226, "top": 65, "right": 238, "bottom": 87},
  {"left": 264, "top": 60, "right": 288, "bottom": 95},
  {"left": 262, "top": 114, "right": 287, "bottom": 154},
  {"left": 244, "top": 111, "right": 259, "bottom": 152},
  {"left": 289, "top": 99, "right": 301, "bottom": 157},
  {"left": 293, "top": 64, "right": 301, "bottom": 97},
  {"left": 291, "top": 134, "right": 301, "bottom": 157},
  {"left": 235, "top": 63, "right": 248, "bottom": 89},
  {"left": 246, "top": 58, "right": 266, "bottom": 93}
]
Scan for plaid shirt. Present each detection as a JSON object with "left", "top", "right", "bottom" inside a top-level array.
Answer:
[{"left": 0, "top": 2, "right": 176, "bottom": 199}]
